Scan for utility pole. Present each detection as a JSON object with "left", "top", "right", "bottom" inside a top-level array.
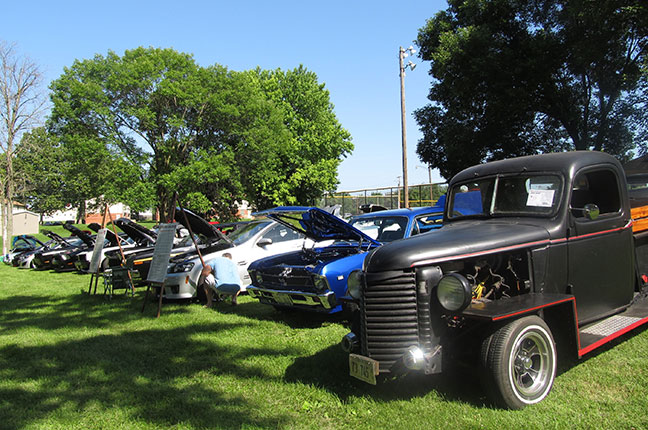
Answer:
[{"left": 399, "top": 46, "right": 416, "bottom": 208}]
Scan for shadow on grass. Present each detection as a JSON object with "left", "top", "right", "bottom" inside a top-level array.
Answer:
[
  {"left": 0, "top": 291, "right": 195, "bottom": 332},
  {"left": 284, "top": 343, "right": 488, "bottom": 407},
  {"left": 213, "top": 300, "right": 351, "bottom": 329},
  {"left": 0, "top": 321, "right": 302, "bottom": 430}
]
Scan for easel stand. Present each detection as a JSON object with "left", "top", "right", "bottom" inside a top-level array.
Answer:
[
  {"left": 88, "top": 273, "right": 100, "bottom": 294},
  {"left": 141, "top": 281, "right": 165, "bottom": 318}
]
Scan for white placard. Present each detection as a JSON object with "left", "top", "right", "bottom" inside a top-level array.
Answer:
[
  {"left": 526, "top": 189, "right": 555, "bottom": 207},
  {"left": 88, "top": 229, "right": 107, "bottom": 274},
  {"left": 146, "top": 223, "right": 177, "bottom": 284}
]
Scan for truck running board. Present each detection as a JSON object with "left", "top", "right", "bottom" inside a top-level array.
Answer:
[{"left": 578, "top": 295, "right": 648, "bottom": 356}]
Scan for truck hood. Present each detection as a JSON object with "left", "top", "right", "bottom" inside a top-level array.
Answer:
[
  {"left": 263, "top": 206, "right": 381, "bottom": 246},
  {"left": 366, "top": 220, "right": 551, "bottom": 271}
]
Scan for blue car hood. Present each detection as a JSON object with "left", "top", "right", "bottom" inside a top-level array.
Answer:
[{"left": 264, "top": 206, "right": 381, "bottom": 245}]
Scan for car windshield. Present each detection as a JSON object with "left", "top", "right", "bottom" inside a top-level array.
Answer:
[
  {"left": 175, "top": 234, "right": 210, "bottom": 247},
  {"left": 227, "top": 220, "right": 272, "bottom": 246},
  {"left": 347, "top": 215, "right": 409, "bottom": 243},
  {"left": 448, "top": 174, "right": 562, "bottom": 219}
]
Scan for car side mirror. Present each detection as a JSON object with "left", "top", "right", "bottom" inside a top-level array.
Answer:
[
  {"left": 257, "top": 238, "right": 273, "bottom": 247},
  {"left": 583, "top": 203, "right": 600, "bottom": 220}
]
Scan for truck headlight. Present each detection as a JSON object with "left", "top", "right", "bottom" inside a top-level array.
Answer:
[
  {"left": 346, "top": 270, "right": 364, "bottom": 299},
  {"left": 436, "top": 273, "right": 471, "bottom": 312}
]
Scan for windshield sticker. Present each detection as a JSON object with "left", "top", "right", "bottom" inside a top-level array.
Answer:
[{"left": 527, "top": 189, "right": 555, "bottom": 207}]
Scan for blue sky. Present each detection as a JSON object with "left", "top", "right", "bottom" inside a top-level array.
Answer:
[{"left": 2, "top": 0, "right": 448, "bottom": 191}]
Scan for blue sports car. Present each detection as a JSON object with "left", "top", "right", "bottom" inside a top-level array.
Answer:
[{"left": 247, "top": 194, "right": 480, "bottom": 313}]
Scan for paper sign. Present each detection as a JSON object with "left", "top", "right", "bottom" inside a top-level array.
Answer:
[
  {"left": 88, "top": 229, "right": 107, "bottom": 274},
  {"left": 527, "top": 189, "right": 555, "bottom": 208},
  {"left": 146, "top": 223, "right": 177, "bottom": 284}
]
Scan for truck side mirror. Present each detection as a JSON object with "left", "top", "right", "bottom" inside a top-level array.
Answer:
[{"left": 583, "top": 203, "right": 600, "bottom": 220}]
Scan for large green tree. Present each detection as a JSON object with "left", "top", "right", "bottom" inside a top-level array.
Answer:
[
  {"left": 49, "top": 48, "right": 352, "bottom": 220},
  {"left": 253, "top": 66, "right": 353, "bottom": 207},
  {"left": 13, "top": 127, "right": 66, "bottom": 215},
  {"left": 415, "top": 0, "right": 648, "bottom": 179},
  {"left": 15, "top": 127, "right": 148, "bottom": 222},
  {"left": 49, "top": 47, "right": 201, "bottom": 221}
]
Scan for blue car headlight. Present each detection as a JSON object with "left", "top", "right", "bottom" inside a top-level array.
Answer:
[{"left": 312, "top": 275, "right": 330, "bottom": 292}]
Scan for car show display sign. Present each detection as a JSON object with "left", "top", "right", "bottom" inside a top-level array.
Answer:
[
  {"left": 146, "top": 222, "right": 177, "bottom": 284},
  {"left": 88, "top": 228, "right": 107, "bottom": 274}
]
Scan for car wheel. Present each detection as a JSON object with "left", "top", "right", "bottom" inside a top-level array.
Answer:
[{"left": 480, "top": 315, "right": 556, "bottom": 409}]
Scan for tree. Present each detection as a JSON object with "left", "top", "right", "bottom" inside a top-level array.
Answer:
[
  {"left": 0, "top": 41, "right": 46, "bottom": 255},
  {"left": 13, "top": 127, "right": 66, "bottom": 215},
  {"left": 252, "top": 66, "right": 353, "bottom": 208},
  {"left": 415, "top": 0, "right": 648, "bottom": 179},
  {"left": 49, "top": 47, "right": 199, "bottom": 222},
  {"left": 49, "top": 49, "right": 353, "bottom": 220}
]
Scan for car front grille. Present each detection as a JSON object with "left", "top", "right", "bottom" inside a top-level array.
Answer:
[
  {"left": 361, "top": 269, "right": 419, "bottom": 373},
  {"left": 258, "top": 267, "right": 315, "bottom": 292}
]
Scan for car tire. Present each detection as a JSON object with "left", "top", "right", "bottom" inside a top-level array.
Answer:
[{"left": 480, "top": 315, "right": 556, "bottom": 409}]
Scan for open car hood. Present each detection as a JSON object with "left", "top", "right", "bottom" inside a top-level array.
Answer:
[
  {"left": 262, "top": 206, "right": 381, "bottom": 245},
  {"left": 87, "top": 222, "right": 121, "bottom": 247},
  {"left": 12, "top": 235, "right": 47, "bottom": 249},
  {"left": 175, "top": 207, "right": 232, "bottom": 245},
  {"left": 42, "top": 230, "right": 73, "bottom": 246},
  {"left": 114, "top": 218, "right": 157, "bottom": 245},
  {"left": 62, "top": 223, "right": 95, "bottom": 247}
]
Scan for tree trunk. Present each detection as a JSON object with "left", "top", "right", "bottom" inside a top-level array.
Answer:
[
  {"left": 76, "top": 200, "right": 86, "bottom": 224},
  {"left": 1, "top": 200, "right": 7, "bottom": 256}
]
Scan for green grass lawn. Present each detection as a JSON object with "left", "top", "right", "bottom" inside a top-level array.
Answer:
[{"left": 1, "top": 263, "right": 648, "bottom": 429}]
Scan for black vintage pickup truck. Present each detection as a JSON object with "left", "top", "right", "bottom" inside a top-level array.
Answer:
[{"left": 341, "top": 151, "right": 648, "bottom": 409}]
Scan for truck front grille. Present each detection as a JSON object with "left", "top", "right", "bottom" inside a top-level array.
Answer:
[{"left": 362, "top": 270, "right": 418, "bottom": 372}]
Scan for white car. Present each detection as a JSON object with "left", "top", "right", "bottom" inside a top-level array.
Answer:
[{"left": 163, "top": 219, "right": 305, "bottom": 299}]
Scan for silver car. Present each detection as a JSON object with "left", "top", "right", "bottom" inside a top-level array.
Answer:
[{"left": 162, "top": 219, "right": 305, "bottom": 299}]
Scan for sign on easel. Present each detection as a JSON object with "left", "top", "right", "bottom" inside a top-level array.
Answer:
[
  {"left": 146, "top": 222, "right": 177, "bottom": 284},
  {"left": 88, "top": 228, "right": 107, "bottom": 274}
]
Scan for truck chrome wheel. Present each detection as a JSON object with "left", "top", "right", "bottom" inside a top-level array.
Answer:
[
  {"left": 481, "top": 316, "right": 557, "bottom": 409},
  {"left": 509, "top": 325, "right": 554, "bottom": 401}
]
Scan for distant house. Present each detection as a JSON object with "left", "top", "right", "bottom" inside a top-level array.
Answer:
[
  {"left": 42, "top": 206, "right": 77, "bottom": 223},
  {"left": 11, "top": 211, "right": 39, "bottom": 235},
  {"left": 0, "top": 202, "right": 39, "bottom": 235},
  {"left": 42, "top": 200, "right": 140, "bottom": 224},
  {"left": 84, "top": 202, "right": 129, "bottom": 224}
]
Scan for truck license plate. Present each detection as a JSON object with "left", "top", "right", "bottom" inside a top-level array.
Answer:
[{"left": 349, "top": 354, "right": 379, "bottom": 385}]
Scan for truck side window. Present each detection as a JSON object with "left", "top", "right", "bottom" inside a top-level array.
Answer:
[
  {"left": 412, "top": 215, "right": 443, "bottom": 235},
  {"left": 571, "top": 169, "right": 621, "bottom": 218}
]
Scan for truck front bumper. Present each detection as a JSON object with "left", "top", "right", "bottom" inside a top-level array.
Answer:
[
  {"left": 247, "top": 285, "right": 337, "bottom": 310},
  {"left": 343, "top": 334, "right": 443, "bottom": 383}
]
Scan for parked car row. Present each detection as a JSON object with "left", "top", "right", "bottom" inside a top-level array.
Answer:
[{"left": 4, "top": 199, "right": 475, "bottom": 316}]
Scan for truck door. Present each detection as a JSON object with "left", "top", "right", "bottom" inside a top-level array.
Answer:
[{"left": 567, "top": 167, "right": 634, "bottom": 324}]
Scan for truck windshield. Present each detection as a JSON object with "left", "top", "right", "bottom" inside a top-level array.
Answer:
[{"left": 448, "top": 174, "right": 562, "bottom": 219}]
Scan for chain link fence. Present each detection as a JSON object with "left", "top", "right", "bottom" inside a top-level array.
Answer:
[{"left": 319, "top": 183, "right": 448, "bottom": 217}]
